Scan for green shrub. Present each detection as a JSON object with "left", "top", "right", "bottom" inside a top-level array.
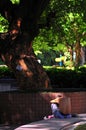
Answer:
[
  {"left": 0, "top": 66, "right": 15, "bottom": 78},
  {"left": 0, "top": 65, "right": 86, "bottom": 88},
  {"left": 45, "top": 66, "right": 86, "bottom": 88}
]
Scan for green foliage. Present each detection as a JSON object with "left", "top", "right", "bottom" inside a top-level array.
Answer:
[
  {"left": 33, "top": 28, "right": 67, "bottom": 66},
  {"left": 0, "top": 59, "right": 5, "bottom": 65},
  {"left": 33, "top": 28, "right": 63, "bottom": 65},
  {"left": 0, "top": 0, "right": 20, "bottom": 33},
  {"left": 0, "top": 0, "right": 86, "bottom": 67},
  {"left": 0, "top": 66, "right": 15, "bottom": 78},
  {"left": 64, "top": 60, "right": 74, "bottom": 67},
  {"left": 33, "top": 29, "right": 51, "bottom": 51},
  {"left": 47, "top": 0, "right": 86, "bottom": 44},
  {"left": 33, "top": 0, "right": 86, "bottom": 67},
  {"left": 33, "top": 28, "right": 59, "bottom": 51},
  {"left": 0, "top": 15, "right": 9, "bottom": 33},
  {"left": 36, "top": 50, "right": 58, "bottom": 66},
  {"left": 45, "top": 65, "right": 86, "bottom": 88},
  {"left": 10, "top": 0, "right": 20, "bottom": 4},
  {"left": 74, "top": 123, "right": 86, "bottom": 130},
  {"left": 0, "top": 65, "right": 86, "bottom": 89},
  {"left": 62, "top": 12, "right": 86, "bottom": 45}
]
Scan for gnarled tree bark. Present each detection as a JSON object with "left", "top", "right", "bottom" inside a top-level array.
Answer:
[{"left": 0, "top": 0, "right": 51, "bottom": 90}]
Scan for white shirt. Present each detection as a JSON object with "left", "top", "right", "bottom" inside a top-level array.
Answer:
[{"left": 51, "top": 103, "right": 59, "bottom": 113}]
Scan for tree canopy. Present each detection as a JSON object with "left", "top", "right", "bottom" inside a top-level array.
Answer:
[{"left": 33, "top": 0, "right": 86, "bottom": 66}]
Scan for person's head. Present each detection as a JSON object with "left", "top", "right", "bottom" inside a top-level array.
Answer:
[{"left": 50, "top": 93, "right": 65, "bottom": 104}]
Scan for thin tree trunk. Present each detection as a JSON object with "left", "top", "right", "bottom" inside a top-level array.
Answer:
[
  {"left": 69, "top": 46, "right": 73, "bottom": 62},
  {"left": 75, "top": 40, "right": 81, "bottom": 67}
]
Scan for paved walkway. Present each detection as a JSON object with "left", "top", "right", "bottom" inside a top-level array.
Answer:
[
  {"left": 15, "top": 114, "right": 86, "bottom": 130},
  {"left": 0, "top": 114, "right": 86, "bottom": 130}
]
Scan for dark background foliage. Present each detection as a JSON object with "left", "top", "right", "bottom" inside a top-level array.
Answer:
[{"left": 0, "top": 66, "right": 86, "bottom": 88}]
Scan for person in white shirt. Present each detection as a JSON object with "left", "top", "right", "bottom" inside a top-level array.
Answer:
[{"left": 50, "top": 95, "right": 72, "bottom": 119}]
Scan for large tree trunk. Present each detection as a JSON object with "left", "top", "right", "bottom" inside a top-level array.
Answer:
[
  {"left": 0, "top": 0, "right": 51, "bottom": 90},
  {"left": 0, "top": 32, "right": 51, "bottom": 90}
]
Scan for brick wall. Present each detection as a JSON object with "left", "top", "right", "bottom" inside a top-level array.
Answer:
[{"left": 0, "top": 91, "right": 86, "bottom": 125}]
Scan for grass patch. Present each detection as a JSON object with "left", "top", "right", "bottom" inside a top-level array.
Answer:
[{"left": 74, "top": 123, "right": 86, "bottom": 130}]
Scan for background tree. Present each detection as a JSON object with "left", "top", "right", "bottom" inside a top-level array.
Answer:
[
  {"left": 34, "top": 0, "right": 86, "bottom": 67},
  {"left": 0, "top": 0, "right": 51, "bottom": 90}
]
